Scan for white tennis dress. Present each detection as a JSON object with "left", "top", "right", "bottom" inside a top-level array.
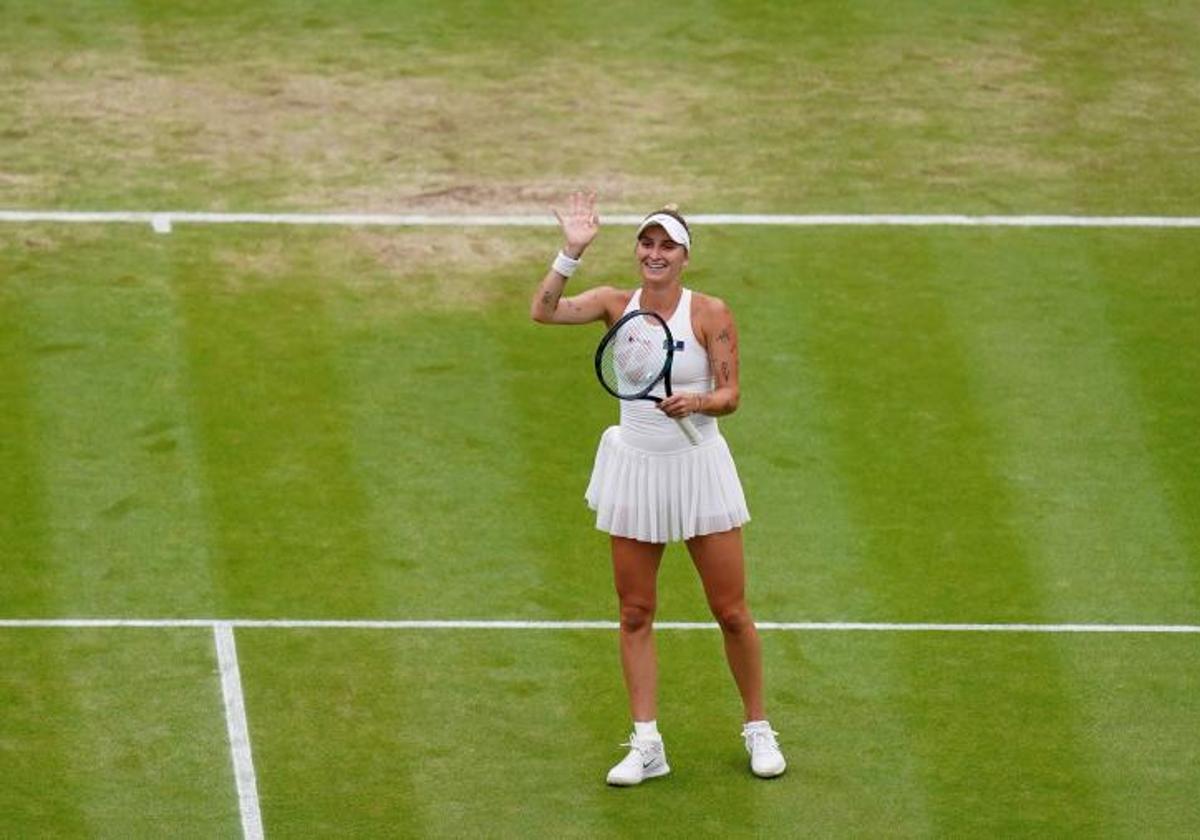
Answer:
[{"left": 585, "top": 288, "right": 750, "bottom": 543}]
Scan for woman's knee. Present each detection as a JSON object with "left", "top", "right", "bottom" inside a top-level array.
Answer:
[
  {"left": 619, "top": 600, "right": 656, "bottom": 634},
  {"left": 712, "top": 601, "right": 754, "bottom": 636}
]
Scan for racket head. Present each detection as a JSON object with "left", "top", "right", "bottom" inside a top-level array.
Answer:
[{"left": 594, "top": 309, "right": 676, "bottom": 401}]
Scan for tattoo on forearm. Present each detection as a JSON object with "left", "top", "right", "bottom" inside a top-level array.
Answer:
[{"left": 541, "top": 289, "right": 557, "bottom": 310}]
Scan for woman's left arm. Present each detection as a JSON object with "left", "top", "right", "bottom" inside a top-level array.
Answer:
[
  {"left": 696, "top": 296, "right": 740, "bottom": 416},
  {"left": 659, "top": 295, "right": 740, "bottom": 418}
]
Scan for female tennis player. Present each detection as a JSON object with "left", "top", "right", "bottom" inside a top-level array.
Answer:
[{"left": 530, "top": 191, "right": 786, "bottom": 785}]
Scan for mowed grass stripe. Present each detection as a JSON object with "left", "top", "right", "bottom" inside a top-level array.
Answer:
[
  {"left": 728, "top": 226, "right": 888, "bottom": 622},
  {"left": 0, "top": 254, "right": 93, "bottom": 834},
  {"left": 0, "top": 251, "right": 91, "bottom": 834},
  {"left": 0, "top": 630, "right": 242, "bottom": 836},
  {"left": 170, "top": 229, "right": 386, "bottom": 617},
  {"left": 786, "top": 230, "right": 1047, "bottom": 619},
  {"left": 328, "top": 307, "right": 544, "bottom": 617},
  {"left": 9, "top": 230, "right": 217, "bottom": 617},
  {"left": 1067, "top": 233, "right": 1200, "bottom": 834},
  {"left": 1095, "top": 233, "right": 1200, "bottom": 607},
  {"left": 938, "top": 230, "right": 1197, "bottom": 622},
  {"left": 719, "top": 231, "right": 938, "bottom": 827},
  {"left": 1050, "top": 634, "right": 1200, "bottom": 837},
  {"left": 0, "top": 245, "right": 57, "bottom": 614},
  {"left": 0, "top": 638, "right": 90, "bottom": 834},
  {"left": 931, "top": 230, "right": 1192, "bottom": 831},
  {"left": 791, "top": 229, "right": 1104, "bottom": 832},
  {"left": 931, "top": 228, "right": 1195, "bottom": 825},
  {"left": 235, "top": 630, "right": 444, "bottom": 837}
]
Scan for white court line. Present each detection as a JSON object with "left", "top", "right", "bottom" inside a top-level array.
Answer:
[
  {"left": 1, "top": 618, "right": 1197, "bottom": 633},
  {"left": 2, "top": 209, "right": 1200, "bottom": 231},
  {"left": 214, "top": 623, "right": 265, "bottom": 840}
]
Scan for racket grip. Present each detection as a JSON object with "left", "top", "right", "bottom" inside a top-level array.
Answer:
[{"left": 675, "top": 416, "right": 702, "bottom": 446}]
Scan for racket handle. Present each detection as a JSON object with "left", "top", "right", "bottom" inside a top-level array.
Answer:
[{"left": 675, "top": 416, "right": 702, "bottom": 446}]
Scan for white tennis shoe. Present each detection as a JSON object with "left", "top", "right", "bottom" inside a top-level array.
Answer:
[
  {"left": 743, "top": 722, "right": 786, "bottom": 778},
  {"left": 606, "top": 734, "right": 670, "bottom": 786}
]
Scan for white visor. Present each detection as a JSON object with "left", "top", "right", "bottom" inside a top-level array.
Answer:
[{"left": 636, "top": 213, "right": 691, "bottom": 253}]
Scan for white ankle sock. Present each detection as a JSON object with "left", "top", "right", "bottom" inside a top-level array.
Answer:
[
  {"left": 744, "top": 719, "right": 771, "bottom": 731},
  {"left": 633, "top": 720, "right": 660, "bottom": 739}
]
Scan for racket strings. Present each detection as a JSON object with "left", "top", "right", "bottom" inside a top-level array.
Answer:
[{"left": 599, "top": 317, "right": 669, "bottom": 398}]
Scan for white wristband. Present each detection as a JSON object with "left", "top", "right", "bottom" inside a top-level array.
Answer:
[{"left": 552, "top": 251, "right": 580, "bottom": 278}]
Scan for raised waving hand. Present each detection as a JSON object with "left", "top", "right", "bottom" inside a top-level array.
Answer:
[{"left": 553, "top": 190, "right": 600, "bottom": 258}]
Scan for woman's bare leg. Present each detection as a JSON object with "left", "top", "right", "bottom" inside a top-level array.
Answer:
[
  {"left": 685, "top": 528, "right": 765, "bottom": 721},
  {"left": 610, "top": 535, "right": 666, "bottom": 721}
]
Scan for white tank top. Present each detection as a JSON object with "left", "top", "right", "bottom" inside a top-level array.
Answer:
[{"left": 618, "top": 288, "right": 718, "bottom": 441}]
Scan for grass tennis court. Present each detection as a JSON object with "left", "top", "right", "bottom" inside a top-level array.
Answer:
[{"left": 3, "top": 1, "right": 1200, "bottom": 837}]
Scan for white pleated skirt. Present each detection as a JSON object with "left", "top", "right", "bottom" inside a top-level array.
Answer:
[{"left": 585, "top": 425, "right": 750, "bottom": 544}]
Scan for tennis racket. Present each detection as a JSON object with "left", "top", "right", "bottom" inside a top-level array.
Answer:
[{"left": 594, "top": 309, "right": 702, "bottom": 446}]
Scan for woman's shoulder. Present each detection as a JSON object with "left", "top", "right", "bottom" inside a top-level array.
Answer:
[
  {"left": 610, "top": 286, "right": 637, "bottom": 308},
  {"left": 591, "top": 286, "right": 636, "bottom": 324},
  {"left": 689, "top": 289, "right": 734, "bottom": 319},
  {"left": 688, "top": 290, "right": 735, "bottom": 343}
]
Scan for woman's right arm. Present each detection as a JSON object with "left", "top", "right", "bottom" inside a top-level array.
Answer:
[{"left": 531, "top": 191, "right": 618, "bottom": 325}]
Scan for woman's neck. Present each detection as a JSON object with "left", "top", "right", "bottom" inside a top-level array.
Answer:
[{"left": 639, "top": 281, "right": 683, "bottom": 318}]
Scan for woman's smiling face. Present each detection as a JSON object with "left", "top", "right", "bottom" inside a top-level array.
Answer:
[{"left": 635, "top": 224, "right": 689, "bottom": 284}]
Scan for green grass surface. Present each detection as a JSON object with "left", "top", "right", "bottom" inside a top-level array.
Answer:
[
  {"left": 2, "top": 1, "right": 1200, "bottom": 837},
  {"left": 3, "top": 226, "right": 1197, "bottom": 623},
  {"left": 0, "top": 630, "right": 239, "bottom": 836},
  {"left": 3, "top": 223, "right": 1199, "bottom": 836},
  {"left": 236, "top": 629, "right": 1200, "bottom": 838},
  {"left": 3, "top": 628, "right": 1198, "bottom": 837}
]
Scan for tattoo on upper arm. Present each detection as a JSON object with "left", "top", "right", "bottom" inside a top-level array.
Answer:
[{"left": 710, "top": 341, "right": 737, "bottom": 385}]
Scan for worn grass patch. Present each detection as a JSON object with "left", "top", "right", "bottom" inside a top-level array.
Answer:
[
  {"left": 206, "top": 226, "right": 556, "bottom": 315},
  {"left": 2, "top": 1, "right": 1197, "bottom": 213}
]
